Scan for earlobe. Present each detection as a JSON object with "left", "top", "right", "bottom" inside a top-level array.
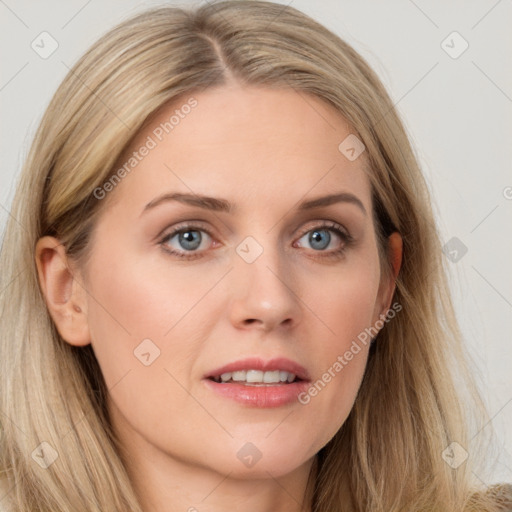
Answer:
[{"left": 35, "top": 236, "right": 91, "bottom": 347}]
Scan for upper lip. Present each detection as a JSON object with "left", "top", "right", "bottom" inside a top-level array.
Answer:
[{"left": 204, "top": 357, "right": 311, "bottom": 381}]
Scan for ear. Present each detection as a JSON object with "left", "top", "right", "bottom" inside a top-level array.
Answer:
[
  {"left": 35, "top": 236, "right": 91, "bottom": 346},
  {"left": 374, "top": 231, "right": 403, "bottom": 319}
]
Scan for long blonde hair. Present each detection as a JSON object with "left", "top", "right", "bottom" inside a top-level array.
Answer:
[{"left": 0, "top": 1, "right": 506, "bottom": 510}]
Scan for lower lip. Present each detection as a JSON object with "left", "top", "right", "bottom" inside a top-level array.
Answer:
[{"left": 203, "top": 379, "right": 310, "bottom": 408}]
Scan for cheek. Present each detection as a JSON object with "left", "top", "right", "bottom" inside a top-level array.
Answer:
[
  {"left": 83, "top": 239, "right": 211, "bottom": 386},
  {"left": 87, "top": 227, "right": 220, "bottom": 332},
  {"left": 305, "top": 250, "right": 381, "bottom": 346},
  {"left": 83, "top": 243, "right": 218, "bottom": 444},
  {"left": 83, "top": 236, "right": 235, "bottom": 413},
  {"left": 294, "top": 255, "right": 380, "bottom": 444}
]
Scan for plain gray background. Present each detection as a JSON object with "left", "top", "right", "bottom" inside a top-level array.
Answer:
[{"left": 1, "top": 0, "right": 511, "bottom": 484}]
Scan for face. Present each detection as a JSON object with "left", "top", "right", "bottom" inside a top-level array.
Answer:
[{"left": 55, "top": 84, "right": 398, "bottom": 479}]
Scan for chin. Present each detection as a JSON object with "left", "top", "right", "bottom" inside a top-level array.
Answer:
[
  {"left": 199, "top": 435, "right": 316, "bottom": 480},
  {"left": 219, "top": 456, "right": 310, "bottom": 481}
]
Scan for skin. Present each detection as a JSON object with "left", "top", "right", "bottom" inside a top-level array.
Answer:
[{"left": 36, "top": 82, "right": 402, "bottom": 512}]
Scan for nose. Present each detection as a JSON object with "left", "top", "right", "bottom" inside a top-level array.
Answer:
[{"left": 228, "top": 243, "right": 302, "bottom": 333}]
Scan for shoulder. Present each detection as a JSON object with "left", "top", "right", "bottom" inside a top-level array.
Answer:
[
  {"left": 469, "top": 483, "right": 512, "bottom": 511},
  {"left": 487, "top": 483, "right": 512, "bottom": 510}
]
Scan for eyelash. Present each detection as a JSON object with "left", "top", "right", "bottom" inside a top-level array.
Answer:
[{"left": 158, "top": 221, "right": 354, "bottom": 260}]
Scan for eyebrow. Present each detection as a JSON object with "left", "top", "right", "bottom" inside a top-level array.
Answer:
[{"left": 141, "top": 191, "right": 367, "bottom": 216}]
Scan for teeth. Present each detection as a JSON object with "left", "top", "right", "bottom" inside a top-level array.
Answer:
[
  {"left": 263, "top": 370, "right": 280, "bottom": 383},
  {"left": 213, "top": 370, "right": 297, "bottom": 384},
  {"left": 246, "top": 370, "right": 263, "bottom": 383},
  {"left": 232, "top": 371, "right": 246, "bottom": 382}
]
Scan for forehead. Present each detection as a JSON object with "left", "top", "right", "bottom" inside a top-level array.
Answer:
[{"left": 103, "top": 84, "right": 372, "bottom": 214}]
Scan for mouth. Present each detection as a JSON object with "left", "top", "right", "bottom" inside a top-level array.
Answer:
[
  {"left": 208, "top": 369, "right": 303, "bottom": 386},
  {"left": 203, "top": 357, "right": 310, "bottom": 407},
  {"left": 204, "top": 356, "right": 310, "bottom": 385}
]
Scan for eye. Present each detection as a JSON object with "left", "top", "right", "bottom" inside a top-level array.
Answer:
[
  {"left": 159, "top": 225, "right": 214, "bottom": 259},
  {"left": 294, "top": 222, "right": 352, "bottom": 256}
]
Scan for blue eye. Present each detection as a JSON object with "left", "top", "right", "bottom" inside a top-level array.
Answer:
[
  {"left": 175, "top": 230, "right": 202, "bottom": 251},
  {"left": 304, "top": 229, "right": 331, "bottom": 250},
  {"left": 161, "top": 228, "right": 212, "bottom": 257},
  {"left": 296, "top": 223, "right": 350, "bottom": 254}
]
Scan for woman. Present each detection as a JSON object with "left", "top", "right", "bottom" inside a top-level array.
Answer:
[{"left": 0, "top": 1, "right": 509, "bottom": 510}]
